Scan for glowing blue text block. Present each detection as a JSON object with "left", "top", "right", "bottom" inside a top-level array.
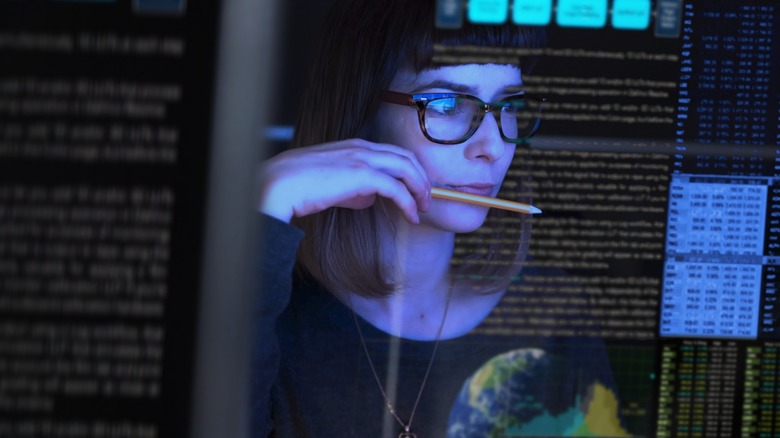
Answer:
[
  {"left": 612, "top": 0, "right": 651, "bottom": 30},
  {"left": 556, "top": 0, "right": 607, "bottom": 28},
  {"left": 468, "top": 0, "right": 509, "bottom": 24},
  {"left": 513, "top": 0, "right": 552, "bottom": 25},
  {"left": 655, "top": 0, "right": 683, "bottom": 38}
]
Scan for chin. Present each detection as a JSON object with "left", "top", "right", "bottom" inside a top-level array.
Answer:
[{"left": 423, "top": 202, "right": 491, "bottom": 233}]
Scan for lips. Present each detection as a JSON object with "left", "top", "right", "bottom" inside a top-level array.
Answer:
[{"left": 446, "top": 184, "right": 495, "bottom": 197}]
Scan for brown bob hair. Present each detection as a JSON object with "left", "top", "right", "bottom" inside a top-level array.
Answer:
[{"left": 291, "top": 0, "right": 546, "bottom": 298}]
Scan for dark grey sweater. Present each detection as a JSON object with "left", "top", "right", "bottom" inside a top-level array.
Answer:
[{"left": 252, "top": 215, "right": 626, "bottom": 437}]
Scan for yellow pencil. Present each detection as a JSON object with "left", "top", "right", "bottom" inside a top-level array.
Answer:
[{"left": 431, "top": 187, "right": 541, "bottom": 215}]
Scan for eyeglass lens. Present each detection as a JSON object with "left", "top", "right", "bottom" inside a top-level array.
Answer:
[{"left": 423, "top": 96, "right": 540, "bottom": 143}]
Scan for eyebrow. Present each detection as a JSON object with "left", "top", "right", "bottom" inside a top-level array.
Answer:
[
  {"left": 410, "top": 79, "right": 473, "bottom": 94},
  {"left": 409, "top": 79, "right": 525, "bottom": 97}
]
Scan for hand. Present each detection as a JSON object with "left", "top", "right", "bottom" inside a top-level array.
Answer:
[{"left": 258, "top": 139, "right": 432, "bottom": 223}]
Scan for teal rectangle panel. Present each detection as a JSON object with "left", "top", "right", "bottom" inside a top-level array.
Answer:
[
  {"left": 468, "top": 0, "right": 509, "bottom": 24},
  {"left": 612, "top": 0, "right": 651, "bottom": 30},
  {"left": 556, "top": 0, "right": 608, "bottom": 28},
  {"left": 512, "top": 0, "right": 552, "bottom": 25}
]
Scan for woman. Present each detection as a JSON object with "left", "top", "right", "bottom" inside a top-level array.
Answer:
[{"left": 254, "top": 0, "right": 626, "bottom": 436}]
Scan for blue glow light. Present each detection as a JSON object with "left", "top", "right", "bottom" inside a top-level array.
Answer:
[
  {"left": 512, "top": 0, "right": 552, "bottom": 25},
  {"left": 612, "top": 0, "right": 651, "bottom": 30},
  {"left": 556, "top": 0, "right": 608, "bottom": 28},
  {"left": 468, "top": 0, "right": 509, "bottom": 24}
]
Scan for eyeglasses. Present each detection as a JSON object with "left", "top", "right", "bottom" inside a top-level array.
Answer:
[{"left": 382, "top": 90, "right": 544, "bottom": 145}]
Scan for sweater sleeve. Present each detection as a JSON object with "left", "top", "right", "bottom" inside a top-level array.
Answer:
[{"left": 250, "top": 213, "right": 304, "bottom": 437}]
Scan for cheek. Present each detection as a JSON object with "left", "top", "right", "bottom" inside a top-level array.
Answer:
[
  {"left": 410, "top": 149, "right": 455, "bottom": 183},
  {"left": 372, "top": 106, "right": 423, "bottom": 146},
  {"left": 499, "top": 146, "right": 517, "bottom": 175}
]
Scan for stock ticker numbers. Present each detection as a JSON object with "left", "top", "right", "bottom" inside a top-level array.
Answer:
[
  {"left": 741, "top": 344, "right": 780, "bottom": 436},
  {"left": 655, "top": 338, "right": 780, "bottom": 437},
  {"left": 662, "top": 176, "right": 767, "bottom": 339},
  {"left": 676, "top": 2, "right": 776, "bottom": 147},
  {"left": 661, "top": 0, "right": 780, "bottom": 342},
  {"left": 656, "top": 341, "right": 739, "bottom": 437}
]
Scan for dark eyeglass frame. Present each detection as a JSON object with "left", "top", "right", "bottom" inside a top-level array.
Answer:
[{"left": 381, "top": 90, "right": 545, "bottom": 145}]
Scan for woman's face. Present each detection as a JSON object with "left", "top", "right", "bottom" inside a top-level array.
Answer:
[{"left": 373, "top": 63, "right": 521, "bottom": 233}]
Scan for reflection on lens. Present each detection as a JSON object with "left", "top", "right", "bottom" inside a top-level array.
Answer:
[
  {"left": 425, "top": 97, "right": 478, "bottom": 142},
  {"left": 422, "top": 96, "right": 542, "bottom": 143}
]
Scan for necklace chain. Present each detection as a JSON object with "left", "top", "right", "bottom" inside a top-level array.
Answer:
[{"left": 351, "top": 280, "right": 454, "bottom": 437}]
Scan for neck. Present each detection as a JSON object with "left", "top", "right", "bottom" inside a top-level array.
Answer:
[{"left": 347, "top": 207, "right": 456, "bottom": 340}]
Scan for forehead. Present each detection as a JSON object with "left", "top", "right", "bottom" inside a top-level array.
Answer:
[{"left": 389, "top": 64, "right": 523, "bottom": 96}]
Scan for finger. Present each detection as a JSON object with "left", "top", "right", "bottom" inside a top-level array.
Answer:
[
  {"left": 318, "top": 139, "right": 431, "bottom": 203},
  {"left": 291, "top": 169, "right": 419, "bottom": 223},
  {"left": 333, "top": 141, "right": 430, "bottom": 211},
  {"left": 367, "top": 176, "right": 421, "bottom": 224},
  {"left": 274, "top": 140, "right": 431, "bottom": 218},
  {"left": 350, "top": 139, "right": 429, "bottom": 187},
  {"left": 350, "top": 150, "right": 430, "bottom": 211}
]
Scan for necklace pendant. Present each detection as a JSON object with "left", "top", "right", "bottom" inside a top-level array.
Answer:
[{"left": 398, "top": 432, "right": 417, "bottom": 438}]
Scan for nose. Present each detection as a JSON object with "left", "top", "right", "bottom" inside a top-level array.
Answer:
[{"left": 464, "top": 112, "right": 507, "bottom": 161}]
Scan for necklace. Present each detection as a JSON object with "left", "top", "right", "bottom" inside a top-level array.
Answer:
[{"left": 351, "top": 280, "right": 454, "bottom": 438}]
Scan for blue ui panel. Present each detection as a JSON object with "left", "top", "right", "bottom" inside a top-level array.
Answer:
[
  {"left": 611, "top": 0, "right": 651, "bottom": 30},
  {"left": 468, "top": 0, "right": 510, "bottom": 24},
  {"left": 655, "top": 0, "right": 684, "bottom": 38},
  {"left": 513, "top": 0, "right": 553, "bottom": 25},
  {"left": 556, "top": 0, "right": 608, "bottom": 28},
  {"left": 436, "top": 0, "right": 465, "bottom": 29}
]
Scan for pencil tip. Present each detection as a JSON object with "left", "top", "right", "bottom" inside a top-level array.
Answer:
[{"left": 530, "top": 206, "right": 542, "bottom": 215}]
